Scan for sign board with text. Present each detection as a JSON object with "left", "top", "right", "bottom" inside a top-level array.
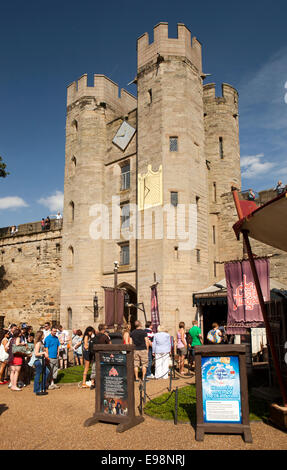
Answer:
[
  {"left": 195, "top": 345, "right": 252, "bottom": 442},
  {"left": 84, "top": 344, "right": 144, "bottom": 433}
]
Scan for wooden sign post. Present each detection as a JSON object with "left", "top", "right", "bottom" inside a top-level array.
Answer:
[
  {"left": 195, "top": 344, "right": 252, "bottom": 443},
  {"left": 84, "top": 344, "right": 144, "bottom": 433}
]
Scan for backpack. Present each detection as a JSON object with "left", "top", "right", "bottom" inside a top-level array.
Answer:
[{"left": 207, "top": 329, "right": 222, "bottom": 344}]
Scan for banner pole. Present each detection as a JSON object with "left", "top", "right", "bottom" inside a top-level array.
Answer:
[{"left": 242, "top": 229, "right": 287, "bottom": 407}]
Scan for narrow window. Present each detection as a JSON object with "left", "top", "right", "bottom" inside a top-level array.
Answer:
[
  {"left": 120, "top": 244, "right": 130, "bottom": 266},
  {"left": 196, "top": 196, "right": 200, "bottom": 211},
  {"left": 169, "top": 137, "right": 178, "bottom": 152},
  {"left": 121, "top": 203, "right": 130, "bottom": 229},
  {"left": 196, "top": 249, "right": 200, "bottom": 263},
  {"left": 69, "top": 201, "right": 75, "bottom": 222},
  {"left": 68, "top": 246, "right": 74, "bottom": 266},
  {"left": 72, "top": 119, "right": 78, "bottom": 131},
  {"left": 219, "top": 137, "right": 224, "bottom": 159},
  {"left": 214, "top": 261, "right": 217, "bottom": 277},
  {"left": 71, "top": 156, "right": 77, "bottom": 173},
  {"left": 67, "top": 308, "right": 72, "bottom": 329},
  {"left": 213, "top": 182, "right": 217, "bottom": 202},
  {"left": 121, "top": 162, "right": 130, "bottom": 190},
  {"left": 213, "top": 225, "right": 216, "bottom": 244},
  {"left": 170, "top": 191, "right": 178, "bottom": 207},
  {"left": 148, "top": 89, "right": 152, "bottom": 104}
]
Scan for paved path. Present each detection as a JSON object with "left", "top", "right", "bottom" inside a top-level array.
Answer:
[{"left": 0, "top": 376, "right": 286, "bottom": 450}]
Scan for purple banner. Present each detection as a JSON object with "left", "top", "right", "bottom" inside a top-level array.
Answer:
[
  {"left": 104, "top": 287, "right": 124, "bottom": 327},
  {"left": 151, "top": 285, "right": 160, "bottom": 333},
  {"left": 225, "top": 259, "right": 270, "bottom": 334}
]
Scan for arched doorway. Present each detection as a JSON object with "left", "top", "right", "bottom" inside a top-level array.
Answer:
[{"left": 118, "top": 282, "right": 137, "bottom": 329}]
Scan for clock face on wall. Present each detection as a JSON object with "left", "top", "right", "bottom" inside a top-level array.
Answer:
[{"left": 112, "top": 121, "right": 136, "bottom": 151}]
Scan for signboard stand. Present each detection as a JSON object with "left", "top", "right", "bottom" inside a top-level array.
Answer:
[
  {"left": 84, "top": 344, "right": 144, "bottom": 433},
  {"left": 195, "top": 344, "right": 252, "bottom": 443}
]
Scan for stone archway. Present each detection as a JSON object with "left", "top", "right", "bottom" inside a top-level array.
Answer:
[{"left": 117, "top": 282, "right": 137, "bottom": 329}]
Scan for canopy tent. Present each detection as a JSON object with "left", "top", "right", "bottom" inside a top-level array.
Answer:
[
  {"left": 232, "top": 188, "right": 287, "bottom": 407},
  {"left": 233, "top": 191, "right": 287, "bottom": 251}
]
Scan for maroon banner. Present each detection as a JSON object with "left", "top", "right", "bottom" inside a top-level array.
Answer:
[
  {"left": 151, "top": 285, "right": 160, "bottom": 333},
  {"left": 104, "top": 287, "right": 125, "bottom": 328},
  {"left": 225, "top": 259, "right": 270, "bottom": 334}
]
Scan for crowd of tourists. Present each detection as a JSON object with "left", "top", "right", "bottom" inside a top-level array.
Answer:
[{"left": 0, "top": 318, "right": 228, "bottom": 394}]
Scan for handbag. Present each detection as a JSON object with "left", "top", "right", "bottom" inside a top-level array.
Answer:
[
  {"left": 0, "top": 344, "right": 9, "bottom": 362},
  {"left": 12, "top": 344, "right": 29, "bottom": 356}
]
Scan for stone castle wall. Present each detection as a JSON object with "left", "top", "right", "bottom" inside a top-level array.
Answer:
[{"left": 0, "top": 222, "right": 62, "bottom": 329}]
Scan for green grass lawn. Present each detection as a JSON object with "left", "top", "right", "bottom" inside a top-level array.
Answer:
[
  {"left": 144, "top": 384, "right": 269, "bottom": 423},
  {"left": 56, "top": 365, "right": 89, "bottom": 384}
]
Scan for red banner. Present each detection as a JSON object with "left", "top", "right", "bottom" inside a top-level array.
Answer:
[
  {"left": 104, "top": 287, "right": 124, "bottom": 328},
  {"left": 225, "top": 259, "right": 270, "bottom": 334},
  {"left": 151, "top": 285, "right": 160, "bottom": 333}
]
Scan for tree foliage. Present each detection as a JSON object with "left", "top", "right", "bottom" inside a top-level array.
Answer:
[{"left": 0, "top": 156, "right": 9, "bottom": 178}]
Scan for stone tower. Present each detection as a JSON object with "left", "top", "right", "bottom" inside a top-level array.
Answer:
[
  {"left": 203, "top": 83, "right": 242, "bottom": 282},
  {"left": 60, "top": 22, "right": 242, "bottom": 332},
  {"left": 60, "top": 75, "right": 136, "bottom": 329},
  {"left": 136, "top": 23, "right": 209, "bottom": 329}
]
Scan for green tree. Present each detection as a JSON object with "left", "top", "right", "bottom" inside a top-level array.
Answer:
[{"left": 0, "top": 156, "right": 9, "bottom": 178}]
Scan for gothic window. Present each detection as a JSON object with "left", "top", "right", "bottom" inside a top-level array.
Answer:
[
  {"left": 71, "top": 156, "right": 77, "bottom": 174},
  {"left": 71, "top": 119, "right": 78, "bottom": 131},
  {"left": 169, "top": 137, "right": 178, "bottom": 152}
]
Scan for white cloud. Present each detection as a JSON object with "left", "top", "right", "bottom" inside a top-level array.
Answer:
[
  {"left": 38, "top": 190, "right": 64, "bottom": 212},
  {"left": 0, "top": 196, "right": 28, "bottom": 210},
  {"left": 240, "top": 153, "right": 275, "bottom": 179}
]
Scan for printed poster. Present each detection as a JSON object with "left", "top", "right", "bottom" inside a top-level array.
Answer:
[
  {"left": 100, "top": 352, "right": 128, "bottom": 417},
  {"left": 201, "top": 356, "right": 242, "bottom": 423}
]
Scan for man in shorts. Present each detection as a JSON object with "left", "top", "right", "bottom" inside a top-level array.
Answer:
[{"left": 130, "top": 321, "right": 151, "bottom": 382}]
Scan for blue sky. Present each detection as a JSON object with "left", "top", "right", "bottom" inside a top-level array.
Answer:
[{"left": 0, "top": 0, "right": 287, "bottom": 227}]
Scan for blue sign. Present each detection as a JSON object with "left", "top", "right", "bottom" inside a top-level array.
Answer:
[{"left": 201, "top": 356, "right": 242, "bottom": 424}]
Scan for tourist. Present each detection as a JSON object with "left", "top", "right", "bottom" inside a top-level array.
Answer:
[
  {"left": 145, "top": 321, "right": 154, "bottom": 379},
  {"left": 10, "top": 225, "right": 18, "bottom": 236},
  {"left": 152, "top": 325, "right": 171, "bottom": 380},
  {"left": 57, "top": 325, "right": 70, "bottom": 369},
  {"left": 44, "top": 216, "right": 51, "bottom": 230},
  {"left": 108, "top": 325, "right": 122, "bottom": 344},
  {"left": 33, "top": 330, "right": 50, "bottom": 395},
  {"left": 274, "top": 180, "right": 286, "bottom": 195},
  {"left": 44, "top": 326, "right": 61, "bottom": 390},
  {"left": 43, "top": 322, "right": 51, "bottom": 339},
  {"left": 41, "top": 218, "right": 45, "bottom": 231},
  {"left": 8, "top": 328, "right": 26, "bottom": 391},
  {"left": 8, "top": 324, "right": 17, "bottom": 338},
  {"left": 130, "top": 320, "right": 150, "bottom": 382},
  {"left": 89, "top": 324, "right": 111, "bottom": 390},
  {"left": 207, "top": 322, "right": 223, "bottom": 344},
  {"left": 189, "top": 320, "right": 203, "bottom": 369},
  {"left": 175, "top": 322, "right": 187, "bottom": 375},
  {"left": 247, "top": 189, "right": 256, "bottom": 201},
  {"left": 0, "top": 329, "right": 10, "bottom": 384},
  {"left": 72, "top": 329, "right": 83, "bottom": 366},
  {"left": 82, "top": 326, "right": 96, "bottom": 388},
  {"left": 122, "top": 323, "right": 132, "bottom": 345}
]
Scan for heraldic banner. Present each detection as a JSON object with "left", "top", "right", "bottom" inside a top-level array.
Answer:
[
  {"left": 151, "top": 285, "right": 160, "bottom": 333},
  {"left": 225, "top": 259, "right": 270, "bottom": 334},
  {"left": 104, "top": 287, "right": 125, "bottom": 328}
]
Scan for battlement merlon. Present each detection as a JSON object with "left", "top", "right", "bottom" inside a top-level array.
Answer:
[
  {"left": 203, "top": 83, "right": 239, "bottom": 111},
  {"left": 137, "top": 22, "right": 202, "bottom": 73},
  {"left": 67, "top": 74, "right": 137, "bottom": 114}
]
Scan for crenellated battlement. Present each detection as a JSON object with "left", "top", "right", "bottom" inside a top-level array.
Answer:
[
  {"left": 67, "top": 74, "right": 137, "bottom": 113},
  {"left": 137, "top": 22, "right": 202, "bottom": 73},
  {"left": 203, "top": 83, "right": 238, "bottom": 111}
]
